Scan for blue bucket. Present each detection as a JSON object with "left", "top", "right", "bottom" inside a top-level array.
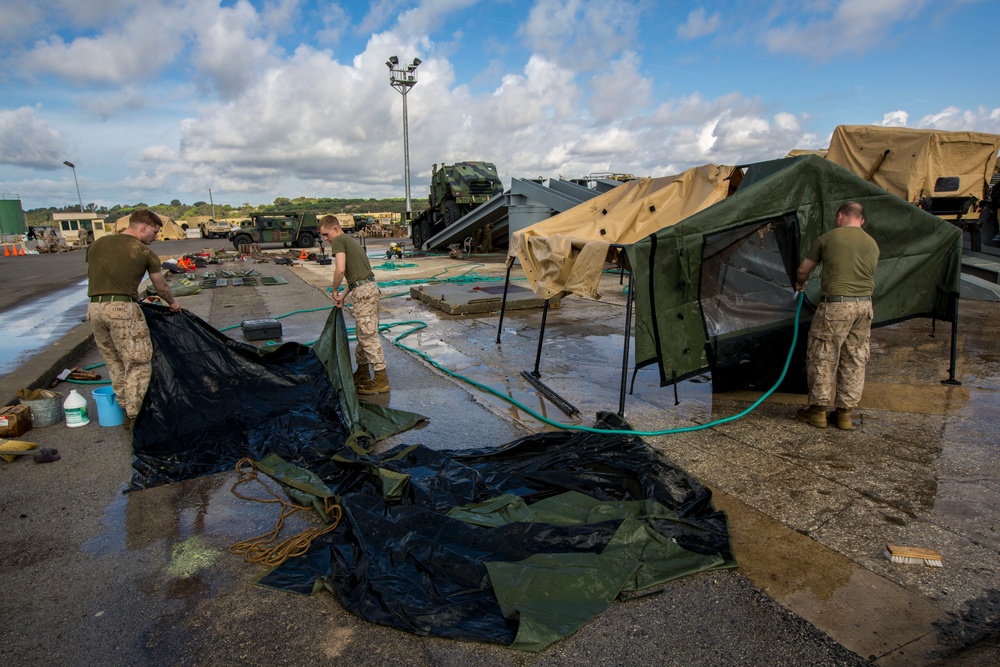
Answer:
[{"left": 93, "top": 386, "right": 125, "bottom": 427}]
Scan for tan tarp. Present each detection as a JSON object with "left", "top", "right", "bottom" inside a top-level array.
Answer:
[
  {"left": 786, "top": 149, "right": 827, "bottom": 158},
  {"left": 113, "top": 212, "right": 187, "bottom": 240},
  {"left": 826, "top": 125, "right": 1000, "bottom": 204},
  {"left": 510, "top": 164, "right": 739, "bottom": 300}
]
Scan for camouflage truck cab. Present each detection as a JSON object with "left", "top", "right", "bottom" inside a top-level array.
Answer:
[{"left": 412, "top": 161, "right": 503, "bottom": 250}]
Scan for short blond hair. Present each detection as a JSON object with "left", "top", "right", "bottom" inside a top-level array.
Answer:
[{"left": 318, "top": 215, "right": 341, "bottom": 231}]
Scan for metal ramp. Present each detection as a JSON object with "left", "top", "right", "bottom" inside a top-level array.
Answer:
[
  {"left": 960, "top": 251, "right": 1000, "bottom": 301},
  {"left": 423, "top": 178, "right": 610, "bottom": 251}
]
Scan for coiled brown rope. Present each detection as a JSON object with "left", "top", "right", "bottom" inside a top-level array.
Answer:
[{"left": 228, "top": 458, "right": 343, "bottom": 567}]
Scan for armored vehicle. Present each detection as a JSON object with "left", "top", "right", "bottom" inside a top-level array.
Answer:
[
  {"left": 411, "top": 162, "right": 503, "bottom": 250},
  {"left": 230, "top": 212, "right": 318, "bottom": 249}
]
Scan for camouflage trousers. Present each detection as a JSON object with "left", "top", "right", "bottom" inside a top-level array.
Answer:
[
  {"left": 806, "top": 300, "right": 873, "bottom": 409},
  {"left": 347, "top": 281, "right": 386, "bottom": 372},
  {"left": 87, "top": 302, "right": 153, "bottom": 418}
]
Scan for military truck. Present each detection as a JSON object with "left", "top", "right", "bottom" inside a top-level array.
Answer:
[
  {"left": 200, "top": 218, "right": 232, "bottom": 239},
  {"left": 229, "top": 212, "right": 318, "bottom": 249},
  {"left": 410, "top": 162, "right": 504, "bottom": 250},
  {"left": 825, "top": 126, "right": 1000, "bottom": 250}
]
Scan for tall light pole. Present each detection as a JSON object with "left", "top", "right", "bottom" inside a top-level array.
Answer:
[
  {"left": 386, "top": 55, "right": 421, "bottom": 224},
  {"left": 63, "top": 161, "right": 84, "bottom": 212}
]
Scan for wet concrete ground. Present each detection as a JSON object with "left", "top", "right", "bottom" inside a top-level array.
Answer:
[{"left": 1, "top": 241, "right": 997, "bottom": 665}]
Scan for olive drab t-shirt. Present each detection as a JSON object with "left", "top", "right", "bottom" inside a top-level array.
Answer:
[
  {"left": 806, "top": 226, "right": 880, "bottom": 297},
  {"left": 328, "top": 233, "right": 374, "bottom": 285},
  {"left": 86, "top": 234, "right": 162, "bottom": 298}
]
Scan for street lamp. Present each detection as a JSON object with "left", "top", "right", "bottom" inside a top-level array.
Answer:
[
  {"left": 386, "top": 56, "right": 421, "bottom": 223},
  {"left": 63, "top": 161, "right": 84, "bottom": 212}
]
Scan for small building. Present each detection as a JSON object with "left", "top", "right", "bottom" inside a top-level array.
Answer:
[{"left": 52, "top": 212, "right": 106, "bottom": 245}]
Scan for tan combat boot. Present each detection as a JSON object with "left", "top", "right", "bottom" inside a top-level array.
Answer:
[
  {"left": 796, "top": 404, "right": 828, "bottom": 428},
  {"left": 352, "top": 363, "right": 371, "bottom": 388},
  {"left": 357, "top": 368, "right": 389, "bottom": 395},
  {"left": 831, "top": 408, "right": 853, "bottom": 430}
]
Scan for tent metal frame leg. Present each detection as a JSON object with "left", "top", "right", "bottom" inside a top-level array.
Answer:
[
  {"left": 531, "top": 299, "right": 550, "bottom": 377},
  {"left": 618, "top": 265, "right": 634, "bottom": 416},
  {"left": 942, "top": 294, "right": 962, "bottom": 386},
  {"left": 495, "top": 258, "right": 514, "bottom": 345}
]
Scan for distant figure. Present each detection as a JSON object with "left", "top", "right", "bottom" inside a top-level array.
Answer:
[
  {"left": 317, "top": 214, "right": 388, "bottom": 394},
  {"left": 978, "top": 181, "right": 1000, "bottom": 247},
  {"left": 26, "top": 226, "right": 36, "bottom": 241},
  {"left": 86, "top": 209, "right": 181, "bottom": 429},
  {"left": 794, "top": 201, "right": 880, "bottom": 430}
]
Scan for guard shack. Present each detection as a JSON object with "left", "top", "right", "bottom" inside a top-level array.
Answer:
[{"left": 52, "top": 212, "right": 106, "bottom": 245}]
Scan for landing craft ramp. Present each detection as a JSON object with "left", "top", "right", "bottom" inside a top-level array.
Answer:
[{"left": 423, "top": 177, "right": 618, "bottom": 251}]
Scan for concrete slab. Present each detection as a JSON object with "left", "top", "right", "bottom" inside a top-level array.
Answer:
[
  {"left": 4, "top": 241, "right": 1000, "bottom": 664},
  {"left": 409, "top": 281, "right": 558, "bottom": 315}
]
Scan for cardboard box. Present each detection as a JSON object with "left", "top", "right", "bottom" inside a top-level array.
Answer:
[{"left": 0, "top": 404, "right": 31, "bottom": 438}]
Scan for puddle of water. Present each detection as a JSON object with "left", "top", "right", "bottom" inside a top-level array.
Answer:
[{"left": 0, "top": 280, "right": 89, "bottom": 375}]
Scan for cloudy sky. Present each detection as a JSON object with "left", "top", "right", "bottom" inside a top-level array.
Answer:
[{"left": 1, "top": 0, "right": 998, "bottom": 211}]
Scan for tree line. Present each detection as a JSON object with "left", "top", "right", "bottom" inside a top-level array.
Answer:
[{"left": 25, "top": 196, "right": 424, "bottom": 226}]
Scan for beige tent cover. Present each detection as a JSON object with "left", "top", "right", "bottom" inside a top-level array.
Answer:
[
  {"left": 786, "top": 149, "right": 828, "bottom": 158},
  {"left": 510, "top": 164, "right": 738, "bottom": 300},
  {"left": 826, "top": 125, "right": 1000, "bottom": 203},
  {"left": 113, "top": 212, "right": 187, "bottom": 240}
]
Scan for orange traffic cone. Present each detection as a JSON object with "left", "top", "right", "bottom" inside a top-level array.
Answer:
[
  {"left": 3, "top": 245, "right": 9, "bottom": 257},
  {"left": 18, "top": 246, "right": 25, "bottom": 256}
]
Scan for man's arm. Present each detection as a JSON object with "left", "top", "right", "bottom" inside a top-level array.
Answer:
[
  {"left": 149, "top": 271, "right": 182, "bottom": 312},
  {"left": 795, "top": 258, "right": 817, "bottom": 292},
  {"left": 332, "top": 251, "right": 348, "bottom": 308}
]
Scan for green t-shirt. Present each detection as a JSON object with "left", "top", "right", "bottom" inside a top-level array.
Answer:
[
  {"left": 328, "top": 233, "right": 373, "bottom": 285},
  {"left": 86, "top": 234, "right": 162, "bottom": 298},
  {"left": 806, "top": 226, "right": 880, "bottom": 297}
]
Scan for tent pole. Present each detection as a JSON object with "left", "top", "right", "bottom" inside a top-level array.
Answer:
[
  {"left": 618, "top": 266, "right": 634, "bottom": 416},
  {"left": 495, "top": 257, "right": 514, "bottom": 344},
  {"left": 531, "top": 298, "right": 550, "bottom": 377},
  {"left": 942, "top": 293, "right": 962, "bottom": 385}
]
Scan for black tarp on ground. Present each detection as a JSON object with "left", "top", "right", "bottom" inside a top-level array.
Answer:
[
  {"left": 257, "top": 430, "right": 735, "bottom": 651},
  {"left": 131, "top": 305, "right": 424, "bottom": 488},
  {"left": 129, "top": 305, "right": 734, "bottom": 650}
]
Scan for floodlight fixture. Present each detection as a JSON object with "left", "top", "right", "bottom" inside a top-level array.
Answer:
[{"left": 63, "top": 160, "right": 84, "bottom": 212}]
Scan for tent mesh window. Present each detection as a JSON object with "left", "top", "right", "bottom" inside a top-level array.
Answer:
[{"left": 699, "top": 213, "right": 800, "bottom": 339}]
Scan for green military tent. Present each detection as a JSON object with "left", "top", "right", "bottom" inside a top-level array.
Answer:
[{"left": 625, "top": 154, "right": 963, "bottom": 389}]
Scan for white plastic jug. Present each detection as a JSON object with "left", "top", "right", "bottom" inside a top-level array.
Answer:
[{"left": 63, "top": 389, "right": 90, "bottom": 427}]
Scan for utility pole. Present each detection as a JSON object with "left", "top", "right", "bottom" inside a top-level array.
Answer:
[{"left": 386, "top": 55, "right": 421, "bottom": 225}]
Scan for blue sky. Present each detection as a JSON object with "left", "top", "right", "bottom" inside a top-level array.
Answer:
[{"left": 0, "top": 0, "right": 997, "bottom": 211}]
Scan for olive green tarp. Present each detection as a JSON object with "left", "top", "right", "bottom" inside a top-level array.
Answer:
[
  {"left": 510, "top": 164, "right": 739, "bottom": 300},
  {"left": 625, "top": 155, "right": 963, "bottom": 386}
]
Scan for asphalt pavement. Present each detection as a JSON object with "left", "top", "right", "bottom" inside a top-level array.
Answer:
[{"left": 0, "top": 237, "right": 997, "bottom": 666}]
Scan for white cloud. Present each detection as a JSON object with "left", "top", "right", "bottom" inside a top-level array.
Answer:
[
  {"left": 19, "top": 3, "right": 189, "bottom": 85},
  {"left": 190, "top": 2, "right": 278, "bottom": 99},
  {"left": 519, "top": 0, "right": 642, "bottom": 72},
  {"left": 677, "top": 8, "right": 721, "bottom": 40},
  {"left": 881, "top": 110, "right": 908, "bottom": 127},
  {"left": 763, "top": 0, "right": 929, "bottom": 58},
  {"left": 916, "top": 106, "right": 1000, "bottom": 133},
  {"left": 588, "top": 53, "right": 652, "bottom": 123},
  {"left": 0, "top": 107, "right": 66, "bottom": 169}
]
